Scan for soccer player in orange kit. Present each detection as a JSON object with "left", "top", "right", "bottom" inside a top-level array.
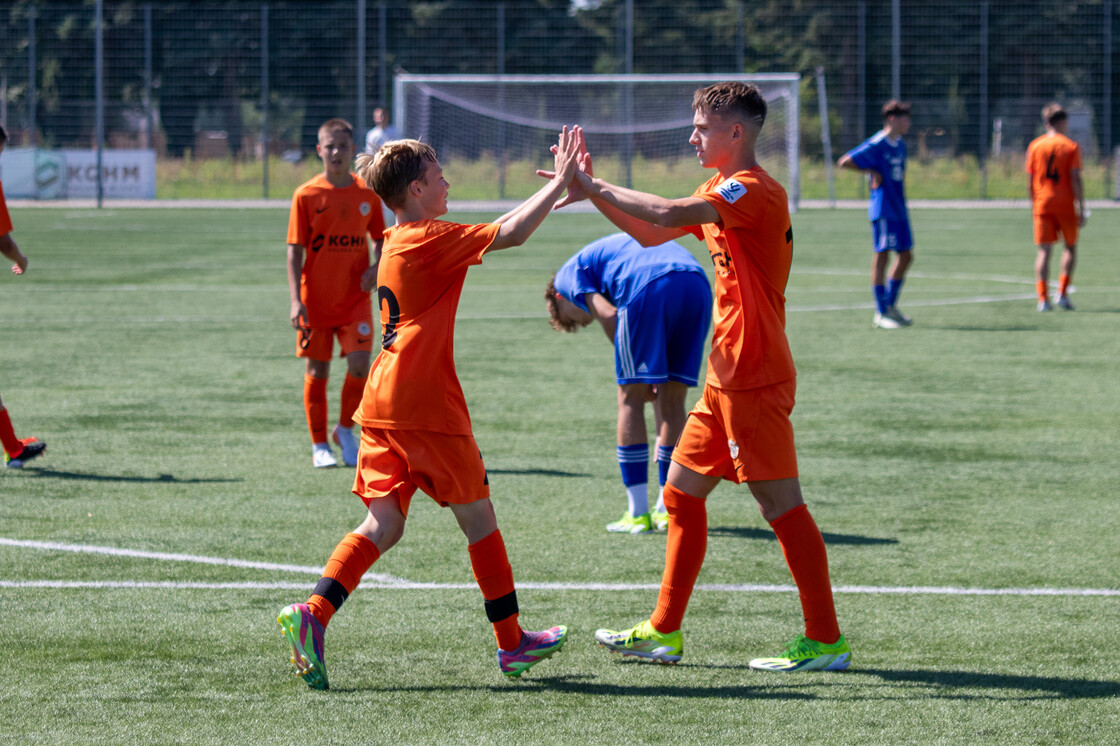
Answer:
[
  {"left": 0, "top": 124, "right": 48, "bottom": 469},
  {"left": 287, "top": 118, "right": 385, "bottom": 468},
  {"left": 277, "top": 129, "right": 581, "bottom": 689},
  {"left": 1026, "top": 103, "right": 1087, "bottom": 311},
  {"left": 550, "top": 82, "right": 850, "bottom": 672}
]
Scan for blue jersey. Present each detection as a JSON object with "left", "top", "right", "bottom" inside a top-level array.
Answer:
[
  {"left": 844, "top": 131, "right": 908, "bottom": 222},
  {"left": 553, "top": 233, "right": 706, "bottom": 312}
]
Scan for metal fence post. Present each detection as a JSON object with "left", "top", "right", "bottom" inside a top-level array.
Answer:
[
  {"left": 357, "top": 0, "right": 366, "bottom": 135},
  {"left": 1105, "top": 1, "right": 1113, "bottom": 199},
  {"left": 28, "top": 4, "right": 36, "bottom": 145},
  {"left": 95, "top": 0, "right": 104, "bottom": 207},
  {"left": 979, "top": 1, "right": 989, "bottom": 199},
  {"left": 262, "top": 3, "right": 270, "bottom": 199},
  {"left": 891, "top": 0, "right": 901, "bottom": 100}
]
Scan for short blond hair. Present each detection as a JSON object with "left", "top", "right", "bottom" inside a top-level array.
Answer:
[
  {"left": 355, "top": 139, "right": 437, "bottom": 211},
  {"left": 317, "top": 118, "right": 354, "bottom": 143},
  {"left": 1042, "top": 103, "right": 1068, "bottom": 127}
]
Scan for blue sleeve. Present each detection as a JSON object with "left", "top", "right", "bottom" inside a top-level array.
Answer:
[
  {"left": 554, "top": 249, "right": 604, "bottom": 312},
  {"left": 846, "top": 139, "right": 882, "bottom": 173}
]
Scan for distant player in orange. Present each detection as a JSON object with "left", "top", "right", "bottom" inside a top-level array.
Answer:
[
  {"left": 1026, "top": 103, "right": 1087, "bottom": 311},
  {"left": 549, "top": 82, "right": 849, "bottom": 672},
  {"left": 0, "top": 124, "right": 48, "bottom": 469},
  {"left": 287, "top": 118, "right": 385, "bottom": 468},
  {"left": 276, "top": 129, "right": 581, "bottom": 689}
]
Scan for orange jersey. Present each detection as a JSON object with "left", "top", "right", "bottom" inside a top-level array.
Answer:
[
  {"left": 287, "top": 173, "right": 385, "bottom": 328},
  {"left": 352, "top": 219, "right": 500, "bottom": 435},
  {"left": 0, "top": 180, "right": 13, "bottom": 236},
  {"left": 685, "top": 168, "right": 796, "bottom": 391},
  {"left": 1026, "top": 133, "right": 1082, "bottom": 215}
]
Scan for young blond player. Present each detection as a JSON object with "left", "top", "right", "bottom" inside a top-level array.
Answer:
[
  {"left": 277, "top": 128, "right": 581, "bottom": 689},
  {"left": 1026, "top": 103, "right": 1087, "bottom": 311},
  {"left": 549, "top": 82, "right": 850, "bottom": 672},
  {"left": 287, "top": 118, "right": 385, "bottom": 468},
  {"left": 0, "top": 125, "right": 47, "bottom": 469}
]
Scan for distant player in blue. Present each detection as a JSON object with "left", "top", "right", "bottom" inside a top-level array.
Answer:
[
  {"left": 545, "top": 233, "right": 712, "bottom": 534},
  {"left": 838, "top": 100, "right": 915, "bottom": 329}
]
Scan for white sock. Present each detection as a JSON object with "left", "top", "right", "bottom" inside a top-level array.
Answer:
[{"left": 626, "top": 483, "right": 649, "bottom": 517}]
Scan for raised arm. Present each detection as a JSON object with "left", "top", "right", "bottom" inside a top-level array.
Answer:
[{"left": 487, "top": 126, "right": 580, "bottom": 252}]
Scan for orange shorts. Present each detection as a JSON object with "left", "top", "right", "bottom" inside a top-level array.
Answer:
[
  {"left": 296, "top": 316, "right": 374, "bottom": 361},
  {"left": 351, "top": 426, "right": 490, "bottom": 516},
  {"left": 672, "top": 380, "right": 798, "bottom": 484},
  {"left": 1033, "top": 212, "right": 1078, "bottom": 247}
]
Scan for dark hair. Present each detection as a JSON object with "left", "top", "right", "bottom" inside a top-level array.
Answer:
[
  {"left": 355, "top": 138, "right": 437, "bottom": 211},
  {"left": 1042, "top": 103, "right": 1068, "bottom": 127},
  {"left": 881, "top": 100, "right": 911, "bottom": 119},
  {"left": 692, "top": 82, "right": 767, "bottom": 129},
  {"left": 0, "top": 125, "right": 7, "bottom": 145}
]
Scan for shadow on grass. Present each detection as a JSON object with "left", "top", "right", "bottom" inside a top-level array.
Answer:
[
  {"left": 488, "top": 468, "right": 592, "bottom": 478},
  {"left": 863, "top": 667, "right": 1120, "bottom": 699},
  {"left": 19, "top": 467, "right": 241, "bottom": 484},
  {"left": 934, "top": 325, "right": 1043, "bottom": 332},
  {"left": 708, "top": 526, "right": 898, "bottom": 546}
]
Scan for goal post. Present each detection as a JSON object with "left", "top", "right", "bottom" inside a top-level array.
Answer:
[{"left": 394, "top": 73, "right": 801, "bottom": 209}]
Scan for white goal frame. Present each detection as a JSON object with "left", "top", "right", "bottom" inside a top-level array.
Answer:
[{"left": 394, "top": 73, "right": 802, "bottom": 208}]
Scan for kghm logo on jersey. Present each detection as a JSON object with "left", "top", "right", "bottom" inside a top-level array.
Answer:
[
  {"left": 716, "top": 178, "right": 747, "bottom": 204},
  {"left": 359, "top": 202, "right": 371, "bottom": 216}
]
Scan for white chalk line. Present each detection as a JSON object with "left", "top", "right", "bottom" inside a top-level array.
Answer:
[{"left": 2, "top": 537, "right": 1116, "bottom": 598}]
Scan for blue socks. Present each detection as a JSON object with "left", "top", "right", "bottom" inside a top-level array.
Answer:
[
  {"left": 887, "top": 278, "right": 904, "bottom": 308},
  {"left": 873, "top": 284, "right": 890, "bottom": 315},
  {"left": 618, "top": 444, "right": 649, "bottom": 516}
]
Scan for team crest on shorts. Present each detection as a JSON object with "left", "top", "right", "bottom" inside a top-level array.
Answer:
[
  {"left": 728, "top": 439, "right": 739, "bottom": 459},
  {"left": 358, "top": 322, "right": 372, "bottom": 336},
  {"left": 360, "top": 202, "right": 372, "bottom": 216}
]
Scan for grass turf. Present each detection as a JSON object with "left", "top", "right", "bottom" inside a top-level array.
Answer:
[{"left": 1, "top": 205, "right": 1118, "bottom": 744}]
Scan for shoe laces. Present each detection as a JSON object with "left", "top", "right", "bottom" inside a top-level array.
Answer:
[{"left": 780, "top": 635, "right": 813, "bottom": 658}]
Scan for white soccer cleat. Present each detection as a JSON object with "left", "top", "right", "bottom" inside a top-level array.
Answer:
[
  {"left": 312, "top": 442, "right": 337, "bottom": 468},
  {"left": 1037, "top": 299, "right": 1053, "bottom": 312},
  {"left": 1056, "top": 295, "right": 1075, "bottom": 311},
  {"left": 331, "top": 424, "right": 359, "bottom": 467},
  {"left": 873, "top": 312, "right": 902, "bottom": 329}
]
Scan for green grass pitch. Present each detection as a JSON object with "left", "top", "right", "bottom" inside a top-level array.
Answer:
[{"left": 1, "top": 205, "right": 1118, "bottom": 744}]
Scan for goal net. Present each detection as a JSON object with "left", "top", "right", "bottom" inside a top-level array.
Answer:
[{"left": 394, "top": 73, "right": 801, "bottom": 208}]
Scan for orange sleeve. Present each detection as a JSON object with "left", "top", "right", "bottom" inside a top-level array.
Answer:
[{"left": 286, "top": 187, "right": 308, "bottom": 246}]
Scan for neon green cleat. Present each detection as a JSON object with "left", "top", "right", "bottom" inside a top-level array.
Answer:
[
  {"left": 594, "top": 620, "right": 682, "bottom": 664},
  {"left": 748, "top": 634, "right": 851, "bottom": 672},
  {"left": 606, "top": 512, "right": 652, "bottom": 534},
  {"left": 651, "top": 510, "right": 669, "bottom": 532}
]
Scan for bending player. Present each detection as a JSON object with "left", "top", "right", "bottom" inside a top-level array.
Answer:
[
  {"left": 287, "top": 118, "right": 385, "bottom": 468},
  {"left": 545, "top": 232, "right": 711, "bottom": 533},
  {"left": 547, "top": 82, "right": 849, "bottom": 672},
  {"left": 277, "top": 128, "right": 580, "bottom": 689}
]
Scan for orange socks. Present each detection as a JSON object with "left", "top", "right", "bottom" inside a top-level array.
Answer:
[
  {"left": 339, "top": 372, "right": 365, "bottom": 429},
  {"left": 0, "top": 408, "right": 21, "bottom": 457},
  {"left": 468, "top": 530, "right": 523, "bottom": 651},
  {"left": 1058, "top": 273, "right": 1071, "bottom": 298},
  {"left": 307, "top": 532, "right": 381, "bottom": 628},
  {"left": 649, "top": 484, "right": 707, "bottom": 634},
  {"left": 770, "top": 503, "right": 841, "bottom": 644},
  {"left": 303, "top": 374, "right": 329, "bottom": 444},
  {"left": 1036, "top": 280, "right": 1048, "bottom": 302}
]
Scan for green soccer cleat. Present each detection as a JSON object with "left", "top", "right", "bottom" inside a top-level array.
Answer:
[
  {"left": 748, "top": 633, "right": 851, "bottom": 673},
  {"left": 606, "top": 512, "right": 652, "bottom": 534},
  {"left": 651, "top": 510, "right": 670, "bottom": 532},
  {"left": 594, "top": 620, "right": 682, "bottom": 664},
  {"left": 277, "top": 603, "right": 330, "bottom": 690}
]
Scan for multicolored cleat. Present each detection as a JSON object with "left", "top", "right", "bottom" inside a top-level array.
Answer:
[
  {"left": 498, "top": 626, "right": 568, "bottom": 678},
  {"left": 748, "top": 633, "right": 852, "bottom": 672},
  {"left": 4, "top": 438, "right": 46, "bottom": 469},
  {"left": 651, "top": 510, "right": 670, "bottom": 532},
  {"left": 594, "top": 620, "right": 682, "bottom": 664},
  {"left": 277, "top": 603, "right": 330, "bottom": 690}
]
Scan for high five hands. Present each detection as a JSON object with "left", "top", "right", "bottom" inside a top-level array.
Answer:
[{"left": 539, "top": 126, "right": 593, "bottom": 210}]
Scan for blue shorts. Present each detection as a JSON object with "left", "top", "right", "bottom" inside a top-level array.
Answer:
[
  {"left": 872, "top": 219, "right": 913, "bottom": 253},
  {"left": 615, "top": 271, "right": 712, "bottom": 387}
]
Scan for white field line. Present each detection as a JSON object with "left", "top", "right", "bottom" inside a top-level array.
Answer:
[{"left": 2, "top": 537, "right": 1117, "bottom": 597}]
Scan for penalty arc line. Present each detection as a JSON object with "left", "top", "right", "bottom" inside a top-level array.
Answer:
[{"left": 2, "top": 537, "right": 1117, "bottom": 597}]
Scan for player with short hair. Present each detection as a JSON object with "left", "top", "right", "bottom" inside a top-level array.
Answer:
[
  {"left": 545, "top": 233, "right": 711, "bottom": 534},
  {"left": 287, "top": 118, "right": 385, "bottom": 468},
  {"left": 1026, "top": 102, "right": 1087, "bottom": 311},
  {"left": 551, "top": 82, "right": 849, "bottom": 672},
  {"left": 838, "top": 100, "right": 915, "bottom": 329},
  {"left": 364, "top": 107, "right": 402, "bottom": 155},
  {"left": 276, "top": 129, "right": 581, "bottom": 688},
  {"left": 0, "top": 124, "right": 48, "bottom": 469}
]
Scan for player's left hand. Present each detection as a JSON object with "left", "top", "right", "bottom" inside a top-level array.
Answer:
[
  {"left": 11, "top": 254, "right": 27, "bottom": 274},
  {"left": 359, "top": 265, "right": 378, "bottom": 293}
]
